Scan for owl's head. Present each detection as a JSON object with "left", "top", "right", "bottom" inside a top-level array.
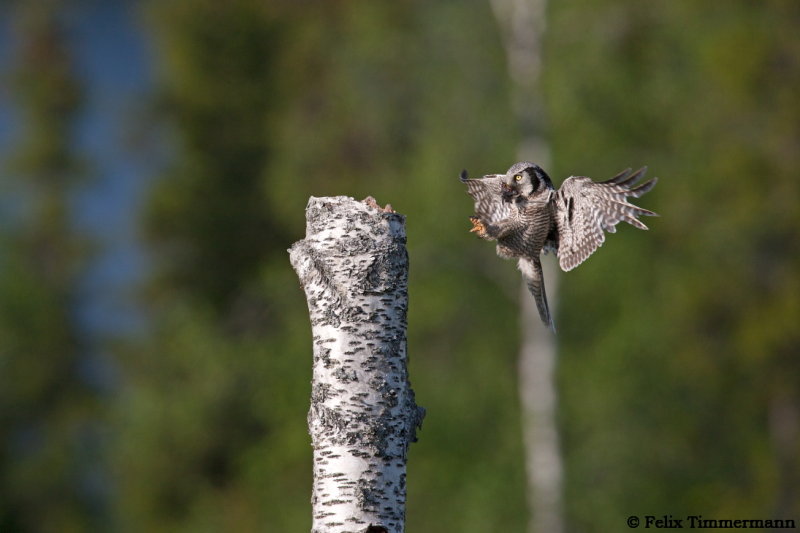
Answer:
[{"left": 501, "top": 161, "right": 553, "bottom": 201}]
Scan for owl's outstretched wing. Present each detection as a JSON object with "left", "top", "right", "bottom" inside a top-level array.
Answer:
[
  {"left": 460, "top": 170, "right": 513, "bottom": 224},
  {"left": 555, "top": 167, "right": 657, "bottom": 272}
]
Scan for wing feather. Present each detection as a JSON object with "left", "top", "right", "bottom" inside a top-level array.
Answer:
[
  {"left": 460, "top": 171, "right": 512, "bottom": 224},
  {"left": 555, "top": 167, "right": 657, "bottom": 272}
]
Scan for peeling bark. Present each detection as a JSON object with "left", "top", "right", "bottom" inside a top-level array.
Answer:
[{"left": 289, "top": 196, "right": 425, "bottom": 533}]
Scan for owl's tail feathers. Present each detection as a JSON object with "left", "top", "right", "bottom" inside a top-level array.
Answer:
[{"left": 518, "top": 257, "right": 556, "bottom": 332}]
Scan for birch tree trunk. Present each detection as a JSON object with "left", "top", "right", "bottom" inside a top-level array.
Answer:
[
  {"left": 289, "top": 196, "right": 425, "bottom": 533},
  {"left": 489, "top": 1, "right": 564, "bottom": 532}
]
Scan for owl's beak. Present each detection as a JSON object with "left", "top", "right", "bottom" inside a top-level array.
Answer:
[{"left": 501, "top": 182, "right": 517, "bottom": 202}]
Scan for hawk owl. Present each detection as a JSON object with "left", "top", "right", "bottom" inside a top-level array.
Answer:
[{"left": 461, "top": 161, "right": 658, "bottom": 331}]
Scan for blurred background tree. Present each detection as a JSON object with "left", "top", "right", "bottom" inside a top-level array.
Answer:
[
  {"left": 0, "top": 2, "right": 104, "bottom": 531},
  {"left": 110, "top": 2, "right": 311, "bottom": 531},
  {"left": 0, "top": 0, "right": 797, "bottom": 532}
]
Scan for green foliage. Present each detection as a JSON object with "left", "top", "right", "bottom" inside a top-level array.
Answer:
[
  {"left": 115, "top": 5, "right": 311, "bottom": 529},
  {"left": 143, "top": 0, "right": 289, "bottom": 313},
  {"left": 546, "top": 0, "right": 800, "bottom": 529},
  {"left": 112, "top": 299, "right": 311, "bottom": 532}
]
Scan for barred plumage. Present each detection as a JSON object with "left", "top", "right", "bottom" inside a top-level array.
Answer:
[{"left": 461, "top": 162, "right": 658, "bottom": 331}]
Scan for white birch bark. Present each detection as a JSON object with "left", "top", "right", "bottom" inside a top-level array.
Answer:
[
  {"left": 289, "top": 196, "right": 425, "bottom": 533},
  {"left": 489, "top": 1, "right": 564, "bottom": 532}
]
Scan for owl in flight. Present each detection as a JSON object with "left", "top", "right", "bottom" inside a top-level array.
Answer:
[{"left": 461, "top": 161, "right": 657, "bottom": 331}]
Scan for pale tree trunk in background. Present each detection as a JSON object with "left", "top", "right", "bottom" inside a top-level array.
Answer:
[
  {"left": 768, "top": 388, "right": 799, "bottom": 522},
  {"left": 489, "top": 1, "right": 564, "bottom": 532},
  {"left": 518, "top": 271, "right": 562, "bottom": 533},
  {"left": 289, "top": 196, "right": 425, "bottom": 533}
]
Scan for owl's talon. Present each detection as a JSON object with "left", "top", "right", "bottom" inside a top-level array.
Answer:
[{"left": 469, "top": 216, "right": 487, "bottom": 237}]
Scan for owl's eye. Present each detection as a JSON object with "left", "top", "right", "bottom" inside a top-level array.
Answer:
[{"left": 514, "top": 174, "right": 522, "bottom": 182}]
